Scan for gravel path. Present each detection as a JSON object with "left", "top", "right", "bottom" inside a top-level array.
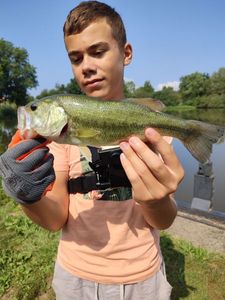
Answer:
[{"left": 165, "top": 209, "right": 225, "bottom": 253}]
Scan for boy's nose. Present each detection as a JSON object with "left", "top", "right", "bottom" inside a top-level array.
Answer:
[{"left": 82, "top": 56, "right": 97, "bottom": 76}]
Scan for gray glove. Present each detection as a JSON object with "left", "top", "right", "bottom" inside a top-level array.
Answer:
[{"left": 0, "top": 138, "right": 55, "bottom": 204}]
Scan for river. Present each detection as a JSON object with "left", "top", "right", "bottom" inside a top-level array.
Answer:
[
  {"left": 1, "top": 108, "right": 225, "bottom": 215},
  {"left": 168, "top": 108, "right": 225, "bottom": 216}
]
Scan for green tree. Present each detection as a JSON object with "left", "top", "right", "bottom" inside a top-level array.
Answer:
[
  {"left": 37, "top": 84, "right": 67, "bottom": 99},
  {"left": 179, "top": 72, "right": 209, "bottom": 101},
  {"left": 0, "top": 39, "right": 38, "bottom": 105},
  {"left": 36, "top": 88, "right": 58, "bottom": 99},
  {"left": 66, "top": 79, "right": 82, "bottom": 94},
  {"left": 37, "top": 79, "right": 82, "bottom": 99},
  {"left": 153, "top": 86, "right": 181, "bottom": 106},
  {"left": 123, "top": 80, "right": 136, "bottom": 97},
  {"left": 134, "top": 81, "right": 154, "bottom": 98},
  {"left": 207, "top": 67, "right": 225, "bottom": 95}
]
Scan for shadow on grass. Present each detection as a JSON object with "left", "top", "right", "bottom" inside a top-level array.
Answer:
[{"left": 161, "top": 234, "right": 196, "bottom": 300}]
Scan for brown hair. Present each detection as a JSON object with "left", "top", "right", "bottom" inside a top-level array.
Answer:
[{"left": 63, "top": 1, "right": 127, "bottom": 49}]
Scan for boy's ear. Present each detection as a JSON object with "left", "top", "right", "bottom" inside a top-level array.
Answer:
[{"left": 123, "top": 43, "right": 133, "bottom": 66}]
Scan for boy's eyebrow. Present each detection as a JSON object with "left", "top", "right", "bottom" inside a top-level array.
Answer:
[
  {"left": 88, "top": 42, "right": 109, "bottom": 51},
  {"left": 68, "top": 42, "right": 109, "bottom": 57},
  {"left": 68, "top": 50, "right": 80, "bottom": 58}
]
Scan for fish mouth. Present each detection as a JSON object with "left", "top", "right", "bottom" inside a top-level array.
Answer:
[
  {"left": 59, "top": 123, "right": 68, "bottom": 137},
  {"left": 17, "top": 106, "right": 39, "bottom": 139},
  {"left": 17, "top": 106, "right": 29, "bottom": 131}
]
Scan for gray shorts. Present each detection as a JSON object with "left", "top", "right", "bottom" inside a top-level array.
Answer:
[{"left": 52, "top": 262, "right": 172, "bottom": 300}]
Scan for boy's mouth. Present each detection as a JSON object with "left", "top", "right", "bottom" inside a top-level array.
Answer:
[{"left": 84, "top": 78, "right": 104, "bottom": 87}]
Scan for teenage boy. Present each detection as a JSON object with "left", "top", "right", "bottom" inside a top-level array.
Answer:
[{"left": 0, "top": 1, "right": 184, "bottom": 299}]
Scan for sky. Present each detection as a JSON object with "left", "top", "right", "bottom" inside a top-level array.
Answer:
[{"left": 1, "top": 0, "right": 225, "bottom": 96}]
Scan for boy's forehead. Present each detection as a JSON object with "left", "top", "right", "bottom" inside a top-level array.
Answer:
[{"left": 65, "top": 19, "right": 116, "bottom": 51}]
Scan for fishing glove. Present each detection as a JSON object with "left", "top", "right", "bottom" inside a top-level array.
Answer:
[{"left": 0, "top": 133, "right": 55, "bottom": 205}]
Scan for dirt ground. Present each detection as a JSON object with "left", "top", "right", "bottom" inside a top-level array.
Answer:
[{"left": 165, "top": 209, "right": 225, "bottom": 253}]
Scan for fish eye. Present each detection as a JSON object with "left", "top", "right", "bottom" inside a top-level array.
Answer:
[{"left": 30, "top": 103, "right": 37, "bottom": 111}]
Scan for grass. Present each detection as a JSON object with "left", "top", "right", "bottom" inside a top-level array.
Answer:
[
  {"left": 0, "top": 182, "right": 225, "bottom": 299},
  {"left": 161, "top": 232, "right": 225, "bottom": 300},
  {"left": 0, "top": 185, "right": 59, "bottom": 300}
]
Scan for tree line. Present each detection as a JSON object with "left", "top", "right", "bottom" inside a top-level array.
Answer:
[{"left": 1, "top": 38, "right": 225, "bottom": 108}]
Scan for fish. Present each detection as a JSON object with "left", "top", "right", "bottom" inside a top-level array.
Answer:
[{"left": 17, "top": 94, "right": 225, "bottom": 164}]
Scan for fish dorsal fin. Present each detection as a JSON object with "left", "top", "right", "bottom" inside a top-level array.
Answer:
[
  {"left": 126, "top": 98, "right": 166, "bottom": 112},
  {"left": 76, "top": 128, "right": 100, "bottom": 138}
]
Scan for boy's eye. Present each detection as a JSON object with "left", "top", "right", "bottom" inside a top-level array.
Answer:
[
  {"left": 92, "top": 49, "right": 106, "bottom": 57},
  {"left": 71, "top": 56, "right": 82, "bottom": 65}
]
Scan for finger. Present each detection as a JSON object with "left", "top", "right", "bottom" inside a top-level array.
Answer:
[
  {"left": 120, "top": 142, "right": 169, "bottom": 199},
  {"left": 30, "top": 154, "right": 54, "bottom": 179},
  {"left": 145, "top": 128, "right": 181, "bottom": 170},
  {"left": 120, "top": 141, "right": 158, "bottom": 187},
  {"left": 145, "top": 129, "right": 184, "bottom": 186},
  {"left": 33, "top": 170, "right": 56, "bottom": 199},
  {"left": 20, "top": 148, "right": 49, "bottom": 170},
  {"left": 38, "top": 167, "right": 55, "bottom": 186},
  {"left": 9, "top": 137, "right": 47, "bottom": 160},
  {"left": 127, "top": 136, "right": 174, "bottom": 188},
  {"left": 120, "top": 152, "right": 168, "bottom": 202},
  {"left": 120, "top": 152, "right": 152, "bottom": 201}
]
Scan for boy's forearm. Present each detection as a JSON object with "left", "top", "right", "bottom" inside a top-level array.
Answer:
[
  {"left": 21, "top": 171, "right": 70, "bottom": 232},
  {"left": 21, "top": 192, "right": 69, "bottom": 232},
  {"left": 139, "top": 195, "right": 177, "bottom": 230}
]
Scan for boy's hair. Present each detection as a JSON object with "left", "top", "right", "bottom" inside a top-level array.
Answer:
[{"left": 63, "top": 1, "right": 127, "bottom": 49}]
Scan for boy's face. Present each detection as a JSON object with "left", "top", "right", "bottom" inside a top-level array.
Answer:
[{"left": 65, "top": 18, "right": 132, "bottom": 100}]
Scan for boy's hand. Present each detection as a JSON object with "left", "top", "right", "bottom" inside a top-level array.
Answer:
[
  {"left": 119, "top": 128, "right": 184, "bottom": 204},
  {"left": 0, "top": 133, "right": 55, "bottom": 205}
]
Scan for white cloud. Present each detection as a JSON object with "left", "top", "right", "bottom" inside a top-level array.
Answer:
[{"left": 156, "top": 81, "right": 180, "bottom": 91}]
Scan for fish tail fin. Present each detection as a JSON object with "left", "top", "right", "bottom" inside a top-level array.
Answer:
[{"left": 183, "top": 120, "right": 225, "bottom": 164}]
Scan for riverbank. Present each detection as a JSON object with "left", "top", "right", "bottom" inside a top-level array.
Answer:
[{"left": 165, "top": 208, "right": 225, "bottom": 253}]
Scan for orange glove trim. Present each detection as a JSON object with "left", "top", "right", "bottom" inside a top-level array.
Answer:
[
  {"left": 8, "top": 130, "right": 50, "bottom": 161},
  {"left": 8, "top": 130, "right": 23, "bottom": 148}
]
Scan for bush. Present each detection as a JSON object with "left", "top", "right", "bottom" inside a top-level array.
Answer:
[
  {"left": 0, "top": 102, "right": 17, "bottom": 125},
  {"left": 196, "top": 94, "right": 225, "bottom": 108}
]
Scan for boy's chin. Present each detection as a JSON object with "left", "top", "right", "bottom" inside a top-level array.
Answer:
[{"left": 85, "top": 89, "right": 111, "bottom": 100}]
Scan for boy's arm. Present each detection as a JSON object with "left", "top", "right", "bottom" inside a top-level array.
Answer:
[
  {"left": 138, "top": 194, "right": 177, "bottom": 230},
  {"left": 22, "top": 170, "right": 69, "bottom": 232},
  {"left": 120, "top": 128, "right": 184, "bottom": 230}
]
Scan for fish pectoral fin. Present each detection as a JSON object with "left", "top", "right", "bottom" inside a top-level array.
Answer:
[{"left": 76, "top": 128, "right": 100, "bottom": 138}]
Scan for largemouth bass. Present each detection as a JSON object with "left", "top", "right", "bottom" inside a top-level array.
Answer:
[{"left": 17, "top": 94, "right": 225, "bottom": 164}]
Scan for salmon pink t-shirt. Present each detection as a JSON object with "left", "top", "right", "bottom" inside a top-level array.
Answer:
[{"left": 48, "top": 140, "right": 171, "bottom": 284}]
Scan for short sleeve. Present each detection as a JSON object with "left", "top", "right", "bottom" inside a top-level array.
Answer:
[{"left": 48, "top": 142, "right": 69, "bottom": 172}]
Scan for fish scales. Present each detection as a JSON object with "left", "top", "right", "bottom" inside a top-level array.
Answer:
[{"left": 58, "top": 95, "right": 188, "bottom": 139}]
